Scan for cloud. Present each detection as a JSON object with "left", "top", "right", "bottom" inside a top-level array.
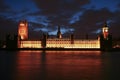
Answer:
[
  {"left": 117, "top": 3, "right": 120, "bottom": 8},
  {"left": 32, "top": 0, "right": 90, "bottom": 31},
  {"left": 69, "top": 8, "right": 115, "bottom": 38},
  {"left": 0, "top": 0, "right": 120, "bottom": 39},
  {"left": 69, "top": 11, "right": 84, "bottom": 24},
  {"left": 109, "top": 10, "right": 120, "bottom": 38},
  {"left": 34, "top": 0, "right": 90, "bottom": 15},
  {"left": 0, "top": 17, "right": 18, "bottom": 40},
  {"left": 0, "top": 0, "right": 9, "bottom": 12}
]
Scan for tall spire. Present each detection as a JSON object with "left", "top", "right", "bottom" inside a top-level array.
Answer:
[
  {"left": 58, "top": 26, "right": 60, "bottom": 31},
  {"left": 103, "top": 21, "right": 108, "bottom": 28},
  {"left": 57, "top": 26, "right": 62, "bottom": 38}
]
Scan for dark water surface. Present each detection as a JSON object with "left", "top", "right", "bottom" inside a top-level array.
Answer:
[{"left": 0, "top": 50, "right": 120, "bottom": 80}]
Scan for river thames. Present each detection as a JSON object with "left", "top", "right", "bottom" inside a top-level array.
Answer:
[{"left": 0, "top": 50, "right": 120, "bottom": 80}]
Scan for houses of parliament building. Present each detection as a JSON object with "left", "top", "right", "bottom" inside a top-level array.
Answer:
[{"left": 6, "top": 20, "right": 112, "bottom": 50}]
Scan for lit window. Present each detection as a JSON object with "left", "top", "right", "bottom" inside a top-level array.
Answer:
[
  {"left": 20, "top": 23, "right": 25, "bottom": 26},
  {"left": 20, "top": 30, "right": 25, "bottom": 33},
  {"left": 21, "top": 36, "right": 24, "bottom": 40},
  {"left": 105, "top": 29, "right": 108, "bottom": 32}
]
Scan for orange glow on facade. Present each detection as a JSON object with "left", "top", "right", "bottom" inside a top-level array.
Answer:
[
  {"left": 46, "top": 38, "right": 71, "bottom": 48},
  {"left": 18, "top": 20, "right": 28, "bottom": 40},
  {"left": 18, "top": 39, "right": 100, "bottom": 48},
  {"left": 17, "top": 20, "right": 111, "bottom": 49},
  {"left": 46, "top": 39, "right": 100, "bottom": 48},
  {"left": 19, "top": 41, "right": 41, "bottom": 48}
]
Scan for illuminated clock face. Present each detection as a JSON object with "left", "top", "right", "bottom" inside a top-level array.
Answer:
[{"left": 105, "top": 29, "right": 108, "bottom": 32}]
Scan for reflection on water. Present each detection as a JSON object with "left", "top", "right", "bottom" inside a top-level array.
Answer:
[
  {"left": 0, "top": 50, "right": 120, "bottom": 80},
  {"left": 15, "top": 51, "right": 102, "bottom": 80}
]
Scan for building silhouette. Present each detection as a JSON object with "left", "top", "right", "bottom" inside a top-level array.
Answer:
[{"left": 6, "top": 34, "right": 18, "bottom": 49}]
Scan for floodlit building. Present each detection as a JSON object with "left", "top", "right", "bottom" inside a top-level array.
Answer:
[{"left": 17, "top": 20, "right": 109, "bottom": 49}]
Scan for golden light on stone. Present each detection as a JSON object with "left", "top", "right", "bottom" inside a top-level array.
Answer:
[
  {"left": 19, "top": 39, "right": 100, "bottom": 49},
  {"left": 20, "top": 41, "right": 41, "bottom": 48},
  {"left": 17, "top": 20, "right": 110, "bottom": 49}
]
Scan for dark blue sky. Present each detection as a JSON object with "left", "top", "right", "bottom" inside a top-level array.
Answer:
[{"left": 0, "top": 0, "right": 120, "bottom": 39}]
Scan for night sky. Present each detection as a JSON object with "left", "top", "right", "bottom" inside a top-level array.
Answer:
[{"left": 0, "top": 0, "right": 120, "bottom": 40}]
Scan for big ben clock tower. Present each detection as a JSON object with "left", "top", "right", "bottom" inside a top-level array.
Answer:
[{"left": 100, "top": 22, "right": 112, "bottom": 50}]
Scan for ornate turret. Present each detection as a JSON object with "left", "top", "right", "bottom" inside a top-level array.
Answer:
[
  {"left": 18, "top": 20, "right": 28, "bottom": 40},
  {"left": 57, "top": 26, "right": 62, "bottom": 39}
]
